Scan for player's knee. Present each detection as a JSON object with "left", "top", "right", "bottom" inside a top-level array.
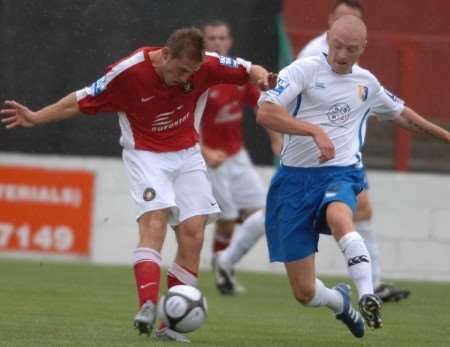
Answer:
[{"left": 327, "top": 214, "right": 353, "bottom": 236}]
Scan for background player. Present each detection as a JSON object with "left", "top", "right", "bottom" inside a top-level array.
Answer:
[
  {"left": 1, "top": 27, "right": 274, "bottom": 343},
  {"left": 201, "top": 20, "right": 282, "bottom": 295},
  {"left": 258, "top": 15, "right": 450, "bottom": 337},
  {"left": 298, "top": 0, "right": 410, "bottom": 302}
]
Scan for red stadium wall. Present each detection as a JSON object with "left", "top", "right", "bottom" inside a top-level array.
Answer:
[{"left": 283, "top": 0, "right": 450, "bottom": 171}]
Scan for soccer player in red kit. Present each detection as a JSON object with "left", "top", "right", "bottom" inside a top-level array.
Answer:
[
  {"left": 1, "top": 27, "right": 274, "bottom": 342},
  {"left": 201, "top": 21, "right": 282, "bottom": 295}
]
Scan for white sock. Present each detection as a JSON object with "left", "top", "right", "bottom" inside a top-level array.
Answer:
[
  {"left": 304, "top": 278, "right": 344, "bottom": 314},
  {"left": 219, "top": 209, "right": 265, "bottom": 268},
  {"left": 338, "top": 231, "right": 373, "bottom": 298},
  {"left": 355, "top": 220, "right": 382, "bottom": 288}
]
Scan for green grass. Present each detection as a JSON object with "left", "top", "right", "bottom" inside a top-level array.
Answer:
[{"left": 0, "top": 259, "right": 450, "bottom": 347}]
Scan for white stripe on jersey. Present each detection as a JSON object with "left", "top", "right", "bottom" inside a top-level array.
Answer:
[
  {"left": 118, "top": 112, "right": 135, "bottom": 149},
  {"left": 76, "top": 51, "right": 146, "bottom": 101},
  {"left": 194, "top": 90, "right": 209, "bottom": 133}
]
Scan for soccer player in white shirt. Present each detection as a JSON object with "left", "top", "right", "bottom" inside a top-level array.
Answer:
[
  {"left": 257, "top": 15, "right": 450, "bottom": 338},
  {"left": 298, "top": 0, "right": 411, "bottom": 303}
]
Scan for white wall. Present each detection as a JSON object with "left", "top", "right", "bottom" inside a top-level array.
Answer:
[{"left": 1, "top": 152, "right": 449, "bottom": 281}]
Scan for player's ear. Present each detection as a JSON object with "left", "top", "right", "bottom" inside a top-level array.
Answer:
[{"left": 161, "top": 47, "right": 170, "bottom": 62}]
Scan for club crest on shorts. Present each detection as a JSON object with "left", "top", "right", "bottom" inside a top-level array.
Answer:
[{"left": 143, "top": 188, "right": 156, "bottom": 201}]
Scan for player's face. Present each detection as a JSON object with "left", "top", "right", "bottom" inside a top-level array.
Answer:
[
  {"left": 203, "top": 25, "right": 232, "bottom": 56},
  {"left": 162, "top": 54, "right": 203, "bottom": 86},
  {"left": 328, "top": 4, "right": 363, "bottom": 28},
  {"left": 327, "top": 28, "right": 366, "bottom": 74}
]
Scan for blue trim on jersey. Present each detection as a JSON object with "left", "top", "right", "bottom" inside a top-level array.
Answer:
[
  {"left": 293, "top": 94, "right": 302, "bottom": 116},
  {"left": 358, "top": 108, "right": 371, "bottom": 151}
]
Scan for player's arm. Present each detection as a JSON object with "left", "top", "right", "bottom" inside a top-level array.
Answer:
[
  {"left": 1, "top": 92, "right": 79, "bottom": 129},
  {"left": 392, "top": 106, "right": 450, "bottom": 143},
  {"left": 257, "top": 102, "right": 335, "bottom": 162},
  {"left": 201, "top": 144, "right": 228, "bottom": 169}
]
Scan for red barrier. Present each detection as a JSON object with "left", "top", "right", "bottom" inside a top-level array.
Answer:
[{"left": 0, "top": 166, "right": 95, "bottom": 256}]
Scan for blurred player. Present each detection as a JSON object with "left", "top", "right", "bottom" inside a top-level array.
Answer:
[
  {"left": 201, "top": 20, "right": 282, "bottom": 295},
  {"left": 258, "top": 15, "right": 450, "bottom": 338},
  {"left": 298, "top": 0, "right": 410, "bottom": 303},
  {"left": 1, "top": 27, "right": 274, "bottom": 343}
]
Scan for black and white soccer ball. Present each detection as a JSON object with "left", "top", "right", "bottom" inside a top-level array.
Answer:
[{"left": 158, "top": 285, "right": 208, "bottom": 333}]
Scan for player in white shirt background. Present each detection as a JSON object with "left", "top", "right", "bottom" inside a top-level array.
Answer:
[
  {"left": 201, "top": 20, "right": 283, "bottom": 295},
  {"left": 298, "top": 0, "right": 411, "bottom": 303},
  {"left": 257, "top": 15, "right": 450, "bottom": 338}
]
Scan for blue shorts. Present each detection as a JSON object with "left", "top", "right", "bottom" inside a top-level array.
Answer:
[{"left": 265, "top": 164, "right": 366, "bottom": 263}]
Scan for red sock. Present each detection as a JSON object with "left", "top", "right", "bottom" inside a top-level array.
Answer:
[
  {"left": 213, "top": 234, "right": 230, "bottom": 253},
  {"left": 160, "top": 263, "right": 198, "bottom": 330},
  {"left": 133, "top": 248, "right": 161, "bottom": 307},
  {"left": 167, "top": 263, "right": 198, "bottom": 288}
]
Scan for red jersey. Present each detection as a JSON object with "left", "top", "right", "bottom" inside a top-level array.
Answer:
[
  {"left": 201, "top": 83, "right": 260, "bottom": 155},
  {"left": 76, "top": 47, "right": 251, "bottom": 152}
]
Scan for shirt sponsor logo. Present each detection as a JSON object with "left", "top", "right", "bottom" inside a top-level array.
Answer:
[
  {"left": 358, "top": 85, "right": 369, "bottom": 101},
  {"left": 268, "top": 78, "right": 290, "bottom": 96},
  {"left": 219, "top": 56, "right": 238, "bottom": 68},
  {"left": 326, "top": 102, "right": 351, "bottom": 126},
  {"left": 91, "top": 76, "right": 107, "bottom": 96},
  {"left": 151, "top": 105, "right": 190, "bottom": 132},
  {"left": 315, "top": 82, "right": 326, "bottom": 89}
]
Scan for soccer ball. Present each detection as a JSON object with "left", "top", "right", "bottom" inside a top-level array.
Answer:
[{"left": 158, "top": 285, "right": 208, "bottom": 333}]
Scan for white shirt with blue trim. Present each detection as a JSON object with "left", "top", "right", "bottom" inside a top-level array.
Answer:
[{"left": 258, "top": 53, "right": 405, "bottom": 168}]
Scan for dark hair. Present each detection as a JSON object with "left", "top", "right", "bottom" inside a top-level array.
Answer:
[
  {"left": 331, "top": 0, "right": 364, "bottom": 16},
  {"left": 166, "top": 27, "right": 204, "bottom": 61},
  {"left": 201, "top": 19, "right": 232, "bottom": 37}
]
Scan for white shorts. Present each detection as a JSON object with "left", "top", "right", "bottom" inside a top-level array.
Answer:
[
  {"left": 207, "top": 149, "right": 266, "bottom": 221},
  {"left": 122, "top": 145, "right": 220, "bottom": 226}
]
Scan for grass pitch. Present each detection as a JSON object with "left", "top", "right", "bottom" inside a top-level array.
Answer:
[{"left": 0, "top": 259, "right": 449, "bottom": 347}]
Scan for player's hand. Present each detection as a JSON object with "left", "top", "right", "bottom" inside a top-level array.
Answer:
[
  {"left": 270, "top": 134, "right": 283, "bottom": 155},
  {"left": 202, "top": 147, "right": 228, "bottom": 169},
  {"left": 1, "top": 100, "right": 37, "bottom": 128},
  {"left": 312, "top": 130, "right": 335, "bottom": 163},
  {"left": 257, "top": 72, "right": 278, "bottom": 91}
]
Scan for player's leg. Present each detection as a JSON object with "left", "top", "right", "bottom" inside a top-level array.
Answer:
[
  {"left": 133, "top": 210, "right": 169, "bottom": 335},
  {"left": 285, "top": 255, "right": 364, "bottom": 338},
  {"left": 214, "top": 208, "right": 265, "bottom": 294},
  {"left": 214, "top": 149, "right": 266, "bottom": 293},
  {"left": 355, "top": 190, "right": 411, "bottom": 302},
  {"left": 354, "top": 189, "right": 381, "bottom": 287},
  {"left": 155, "top": 153, "right": 220, "bottom": 342},
  {"left": 326, "top": 201, "right": 383, "bottom": 328},
  {"left": 122, "top": 149, "right": 178, "bottom": 336},
  {"left": 207, "top": 160, "right": 238, "bottom": 254},
  {"left": 154, "top": 214, "right": 208, "bottom": 343}
]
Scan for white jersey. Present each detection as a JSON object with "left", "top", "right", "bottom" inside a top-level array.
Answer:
[
  {"left": 258, "top": 54, "right": 405, "bottom": 168},
  {"left": 297, "top": 32, "right": 328, "bottom": 59}
]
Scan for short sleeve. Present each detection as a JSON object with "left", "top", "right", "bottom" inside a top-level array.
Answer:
[
  {"left": 258, "top": 61, "right": 309, "bottom": 109},
  {"left": 371, "top": 83, "right": 405, "bottom": 120},
  {"left": 202, "top": 53, "right": 251, "bottom": 87},
  {"left": 76, "top": 67, "right": 131, "bottom": 115}
]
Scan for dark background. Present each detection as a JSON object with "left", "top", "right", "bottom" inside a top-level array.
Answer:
[{"left": 0, "top": 0, "right": 280, "bottom": 164}]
